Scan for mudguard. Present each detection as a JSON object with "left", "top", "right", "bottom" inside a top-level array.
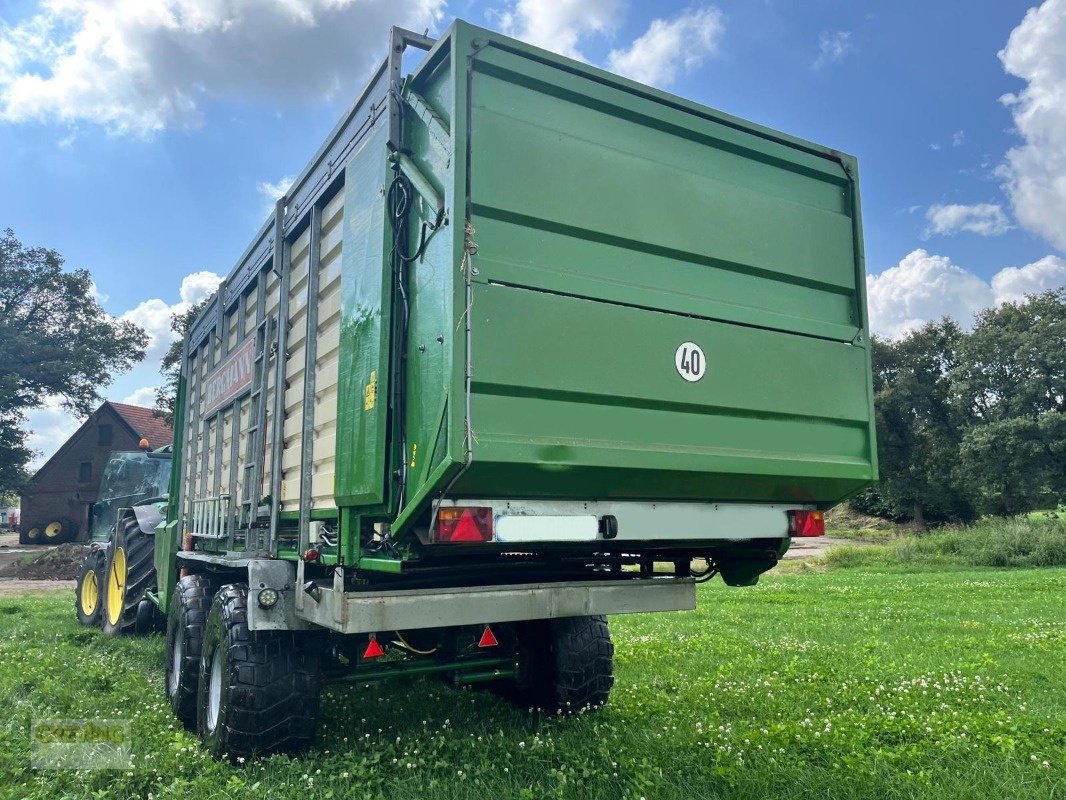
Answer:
[{"left": 132, "top": 503, "right": 164, "bottom": 535}]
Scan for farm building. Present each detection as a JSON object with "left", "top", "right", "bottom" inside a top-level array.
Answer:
[{"left": 19, "top": 402, "right": 172, "bottom": 543}]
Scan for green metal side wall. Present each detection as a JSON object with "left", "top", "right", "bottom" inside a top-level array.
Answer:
[{"left": 397, "top": 23, "right": 876, "bottom": 515}]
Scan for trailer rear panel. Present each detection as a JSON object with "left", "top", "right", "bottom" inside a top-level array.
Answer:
[{"left": 173, "top": 21, "right": 875, "bottom": 562}]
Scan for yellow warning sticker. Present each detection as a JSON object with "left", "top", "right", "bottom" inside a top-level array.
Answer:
[{"left": 364, "top": 370, "right": 377, "bottom": 411}]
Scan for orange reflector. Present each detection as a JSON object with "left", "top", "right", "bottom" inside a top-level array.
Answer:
[
  {"left": 478, "top": 626, "right": 498, "bottom": 648},
  {"left": 363, "top": 635, "right": 385, "bottom": 659},
  {"left": 789, "top": 509, "right": 825, "bottom": 537}
]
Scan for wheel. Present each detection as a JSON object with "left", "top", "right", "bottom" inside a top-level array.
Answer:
[
  {"left": 101, "top": 513, "right": 158, "bottom": 636},
  {"left": 43, "top": 517, "right": 75, "bottom": 544},
  {"left": 165, "top": 574, "right": 216, "bottom": 726},
  {"left": 197, "top": 584, "right": 321, "bottom": 761},
  {"left": 75, "top": 547, "right": 107, "bottom": 626},
  {"left": 514, "top": 615, "right": 614, "bottom": 713},
  {"left": 22, "top": 526, "right": 41, "bottom": 544}
]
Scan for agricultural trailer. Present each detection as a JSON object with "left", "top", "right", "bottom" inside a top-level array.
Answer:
[{"left": 79, "top": 20, "right": 877, "bottom": 761}]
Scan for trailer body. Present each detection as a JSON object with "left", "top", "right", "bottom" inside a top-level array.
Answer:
[{"left": 105, "top": 20, "right": 876, "bottom": 759}]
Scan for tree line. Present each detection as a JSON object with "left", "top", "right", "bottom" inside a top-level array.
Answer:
[{"left": 855, "top": 288, "right": 1065, "bottom": 525}]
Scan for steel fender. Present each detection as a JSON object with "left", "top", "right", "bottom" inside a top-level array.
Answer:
[{"left": 132, "top": 504, "right": 164, "bottom": 534}]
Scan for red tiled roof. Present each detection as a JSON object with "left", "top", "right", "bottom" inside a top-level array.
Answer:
[{"left": 109, "top": 403, "right": 173, "bottom": 449}]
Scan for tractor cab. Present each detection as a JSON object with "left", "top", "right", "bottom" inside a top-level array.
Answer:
[{"left": 89, "top": 448, "right": 172, "bottom": 543}]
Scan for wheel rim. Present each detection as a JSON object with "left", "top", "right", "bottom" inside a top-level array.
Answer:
[
  {"left": 44, "top": 522, "right": 62, "bottom": 539},
  {"left": 206, "top": 644, "right": 223, "bottom": 733},
  {"left": 168, "top": 631, "right": 183, "bottom": 697},
  {"left": 27, "top": 528, "right": 40, "bottom": 540},
  {"left": 106, "top": 547, "right": 127, "bottom": 626},
  {"left": 80, "top": 569, "right": 99, "bottom": 616}
]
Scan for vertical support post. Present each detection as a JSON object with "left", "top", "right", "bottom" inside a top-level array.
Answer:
[
  {"left": 297, "top": 204, "right": 323, "bottom": 558},
  {"left": 340, "top": 507, "right": 360, "bottom": 566},
  {"left": 245, "top": 277, "right": 268, "bottom": 545},
  {"left": 268, "top": 196, "right": 292, "bottom": 556},
  {"left": 211, "top": 286, "right": 231, "bottom": 510},
  {"left": 174, "top": 336, "right": 195, "bottom": 535}
]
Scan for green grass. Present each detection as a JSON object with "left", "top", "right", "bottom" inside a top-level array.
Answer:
[
  {"left": 822, "top": 518, "right": 1066, "bottom": 571},
  {"left": 1, "top": 567, "right": 1065, "bottom": 800}
]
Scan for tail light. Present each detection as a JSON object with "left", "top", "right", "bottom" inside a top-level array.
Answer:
[
  {"left": 788, "top": 509, "right": 825, "bottom": 537},
  {"left": 434, "top": 507, "right": 493, "bottom": 543}
]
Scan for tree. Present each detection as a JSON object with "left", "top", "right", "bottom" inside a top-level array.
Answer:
[
  {"left": 959, "top": 415, "right": 1065, "bottom": 516},
  {"left": 863, "top": 320, "right": 975, "bottom": 526},
  {"left": 951, "top": 289, "right": 1066, "bottom": 514},
  {"left": 154, "top": 300, "right": 208, "bottom": 427},
  {"left": 952, "top": 288, "right": 1066, "bottom": 422},
  {"left": 0, "top": 228, "right": 147, "bottom": 492}
]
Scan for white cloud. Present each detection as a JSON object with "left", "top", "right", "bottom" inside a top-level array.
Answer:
[
  {"left": 998, "top": 0, "right": 1066, "bottom": 252},
  {"left": 0, "top": 0, "right": 445, "bottom": 137},
  {"left": 923, "top": 203, "right": 1012, "bottom": 238},
  {"left": 122, "top": 386, "right": 159, "bottom": 407},
  {"left": 496, "top": 0, "right": 623, "bottom": 60},
  {"left": 990, "top": 254, "right": 1066, "bottom": 304},
  {"left": 258, "top": 174, "right": 294, "bottom": 214},
  {"left": 951, "top": 129, "right": 966, "bottom": 147},
  {"left": 24, "top": 395, "right": 83, "bottom": 470},
  {"left": 814, "top": 30, "right": 853, "bottom": 68},
  {"left": 607, "top": 7, "right": 724, "bottom": 88},
  {"left": 120, "top": 270, "right": 222, "bottom": 360},
  {"left": 867, "top": 249, "right": 1066, "bottom": 339}
]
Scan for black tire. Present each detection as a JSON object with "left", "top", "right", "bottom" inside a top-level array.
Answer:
[
  {"left": 21, "top": 525, "right": 42, "bottom": 544},
  {"left": 514, "top": 615, "right": 614, "bottom": 713},
  {"left": 75, "top": 547, "right": 107, "bottom": 627},
  {"left": 165, "top": 574, "right": 216, "bottom": 726},
  {"left": 101, "top": 513, "right": 157, "bottom": 636},
  {"left": 197, "top": 584, "right": 321, "bottom": 761}
]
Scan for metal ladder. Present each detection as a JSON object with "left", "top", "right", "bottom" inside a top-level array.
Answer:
[{"left": 240, "top": 315, "right": 276, "bottom": 551}]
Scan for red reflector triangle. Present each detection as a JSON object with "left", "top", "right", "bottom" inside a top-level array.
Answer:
[
  {"left": 478, "top": 626, "right": 498, "bottom": 648},
  {"left": 363, "top": 635, "right": 385, "bottom": 659},
  {"left": 450, "top": 510, "right": 486, "bottom": 542}
]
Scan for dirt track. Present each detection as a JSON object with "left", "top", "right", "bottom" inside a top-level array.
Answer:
[{"left": 0, "top": 532, "right": 78, "bottom": 597}]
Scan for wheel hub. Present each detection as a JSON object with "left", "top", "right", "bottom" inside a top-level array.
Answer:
[
  {"left": 106, "top": 547, "right": 127, "bottom": 626},
  {"left": 80, "top": 569, "right": 98, "bottom": 616},
  {"left": 206, "top": 644, "right": 223, "bottom": 733}
]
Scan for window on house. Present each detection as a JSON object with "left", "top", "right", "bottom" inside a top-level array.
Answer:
[
  {"left": 98, "top": 424, "right": 113, "bottom": 446},
  {"left": 79, "top": 462, "right": 92, "bottom": 483}
]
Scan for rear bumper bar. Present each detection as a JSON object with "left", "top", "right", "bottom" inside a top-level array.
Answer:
[{"left": 295, "top": 577, "right": 695, "bottom": 635}]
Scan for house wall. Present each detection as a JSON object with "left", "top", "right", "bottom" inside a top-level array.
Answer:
[{"left": 20, "top": 407, "right": 143, "bottom": 541}]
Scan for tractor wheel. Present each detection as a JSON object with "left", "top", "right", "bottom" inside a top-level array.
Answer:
[
  {"left": 165, "top": 574, "right": 216, "bottom": 726},
  {"left": 75, "top": 547, "right": 107, "bottom": 626},
  {"left": 513, "top": 615, "right": 614, "bottom": 713},
  {"left": 43, "top": 517, "right": 75, "bottom": 544},
  {"left": 22, "top": 526, "right": 42, "bottom": 544},
  {"left": 101, "top": 514, "right": 158, "bottom": 636},
  {"left": 197, "top": 584, "right": 321, "bottom": 761}
]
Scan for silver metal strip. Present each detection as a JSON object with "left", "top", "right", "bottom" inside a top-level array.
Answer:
[
  {"left": 296, "top": 577, "right": 696, "bottom": 635},
  {"left": 268, "top": 195, "right": 292, "bottom": 556},
  {"left": 297, "top": 203, "right": 323, "bottom": 557}
]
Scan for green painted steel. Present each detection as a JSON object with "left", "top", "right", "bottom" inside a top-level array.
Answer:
[
  {"left": 335, "top": 125, "right": 393, "bottom": 507},
  {"left": 382, "top": 20, "right": 876, "bottom": 534}
]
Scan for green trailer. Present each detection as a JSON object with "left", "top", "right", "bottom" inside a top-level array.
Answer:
[{"left": 95, "top": 20, "right": 876, "bottom": 760}]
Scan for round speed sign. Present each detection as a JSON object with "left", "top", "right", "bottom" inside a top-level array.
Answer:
[{"left": 675, "top": 342, "right": 706, "bottom": 382}]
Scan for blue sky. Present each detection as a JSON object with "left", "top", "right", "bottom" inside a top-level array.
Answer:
[{"left": 2, "top": 0, "right": 1065, "bottom": 463}]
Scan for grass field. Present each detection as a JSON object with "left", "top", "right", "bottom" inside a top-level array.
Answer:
[{"left": 1, "top": 564, "right": 1064, "bottom": 799}]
